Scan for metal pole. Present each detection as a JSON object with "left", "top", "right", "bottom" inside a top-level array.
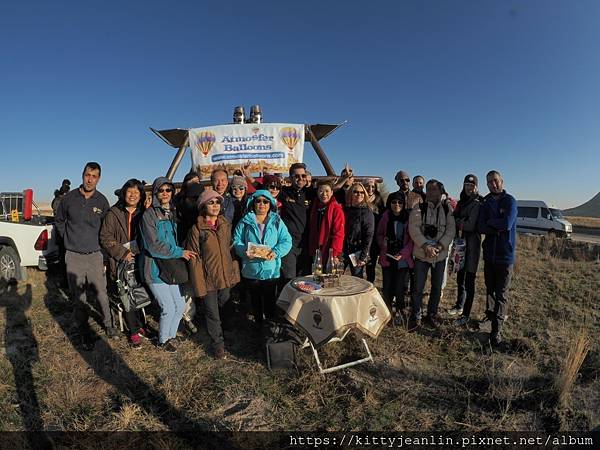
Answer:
[
  {"left": 306, "top": 125, "right": 336, "bottom": 176},
  {"left": 165, "top": 135, "right": 189, "bottom": 180}
]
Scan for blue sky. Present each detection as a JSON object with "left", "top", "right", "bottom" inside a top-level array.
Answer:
[{"left": 1, "top": 0, "right": 599, "bottom": 208}]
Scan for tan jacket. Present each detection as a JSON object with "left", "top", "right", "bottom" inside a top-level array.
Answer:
[
  {"left": 185, "top": 216, "right": 240, "bottom": 297},
  {"left": 409, "top": 201, "right": 456, "bottom": 263}
]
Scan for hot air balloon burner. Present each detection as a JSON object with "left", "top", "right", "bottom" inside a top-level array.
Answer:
[
  {"left": 248, "top": 105, "right": 262, "bottom": 124},
  {"left": 233, "top": 106, "right": 245, "bottom": 124}
]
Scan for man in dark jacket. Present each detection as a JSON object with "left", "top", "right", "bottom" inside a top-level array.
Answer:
[
  {"left": 478, "top": 170, "right": 517, "bottom": 348},
  {"left": 211, "top": 168, "right": 235, "bottom": 223},
  {"left": 55, "top": 162, "right": 114, "bottom": 349}
]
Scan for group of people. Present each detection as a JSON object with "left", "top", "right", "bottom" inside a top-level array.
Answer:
[{"left": 54, "top": 160, "right": 517, "bottom": 359}]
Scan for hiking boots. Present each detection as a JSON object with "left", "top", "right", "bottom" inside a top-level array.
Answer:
[
  {"left": 447, "top": 307, "right": 463, "bottom": 316},
  {"left": 157, "top": 340, "right": 177, "bottom": 353},
  {"left": 214, "top": 345, "right": 226, "bottom": 360},
  {"left": 423, "top": 315, "right": 441, "bottom": 329},
  {"left": 130, "top": 333, "right": 142, "bottom": 349}
]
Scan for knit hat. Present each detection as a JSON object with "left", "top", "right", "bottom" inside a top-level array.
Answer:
[
  {"left": 463, "top": 174, "right": 478, "bottom": 186},
  {"left": 395, "top": 170, "right": 410, "bottom": 185},
  {"left": 197, "top": 189, "right": 223, "bottom": 208},
  {"left": 230, "top": 175, "right": 246, "bottom": 189},
  {"left": 261, "top": 174, "right": 282, "bottom": 188}
]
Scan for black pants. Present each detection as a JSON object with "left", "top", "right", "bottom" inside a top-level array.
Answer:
[
  {"left": 365, "top": 242, "right": 379, "bottom": 283},
  {"left": 123, "top": 308, "right": 143, "bottom": 335},
  {"left": 203, "top": 288, "right": 230, "bottom": 348},
  {"left": 245, "top": 278, "right": 278, "bottom": 324},
  {"left": 455, "top": 269, "right": 477, "bottom": 318},
  {"left": 382, "top": 266, "right": 409, "bottom": 311},
  {"left": 483, "top": 262, "right": 513, "bottom": 337}
]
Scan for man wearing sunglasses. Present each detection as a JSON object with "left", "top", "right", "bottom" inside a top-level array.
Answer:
[
  {"left": 394, "top": 170, "right": 423, "bottom": 211},
  {"left": 277, "top": 163, "right": 316, "bottom": 283}
]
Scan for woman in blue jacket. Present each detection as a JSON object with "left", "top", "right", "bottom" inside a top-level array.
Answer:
[
  {"left": 140, "top": 177, "right": 196, "bottom": 352},
  {"left": 233, "top": 190, "right": 292, "bottom": 325}
]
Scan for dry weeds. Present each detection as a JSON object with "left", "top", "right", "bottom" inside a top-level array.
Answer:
[{"left": 0, "top": 234, "right": 598, "bottom": 432}]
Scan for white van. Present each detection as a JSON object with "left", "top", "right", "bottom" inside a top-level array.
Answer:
[{"left": 516, "top": 200, "right": 572, "bottom": 238}]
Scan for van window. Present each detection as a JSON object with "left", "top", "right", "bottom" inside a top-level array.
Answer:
[
  {"left": 541, "top": 208, "right": 551, "bottom": 220},
  {"left": 518, "top": 206, "right": 538, "bottom": 218}
]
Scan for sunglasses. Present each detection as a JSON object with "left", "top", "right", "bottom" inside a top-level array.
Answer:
[
  {"left": 206, "top": 199, "right": 222, "bottom": 205},
  {"left": 365, "top": 185, "right": 375, "bottom": 189},
  {"left": 268, "top": 184, "right": 281, "bottom": 190},
  {"left": 293, "top": 174, "right": 308, "bottom": 179},
  {"left": 352, "top": 191, "right": 365, "bottom": 195},
  {"left": 254, "top": 198, "right": 270, "bottom": 205},
  {"left": 232, "top": 186, "right": 246, "bottom": 190},
  {"left": 390, "top": 200, "right": 403, "bottom": 205},
  {"left": 158, "top": 187, "right": 173, "bottom": 193},
  {"left": 399, "top": 178, "right": 410, "bottom": 183}
]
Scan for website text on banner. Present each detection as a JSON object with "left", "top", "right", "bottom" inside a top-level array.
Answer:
[{"left": 189, "top": 123, "right": 305, "bottom": 180}]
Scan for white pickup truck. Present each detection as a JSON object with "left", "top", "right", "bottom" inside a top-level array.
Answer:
[{"left": 0, "top": 192, "right": 59, "bottom": 281}]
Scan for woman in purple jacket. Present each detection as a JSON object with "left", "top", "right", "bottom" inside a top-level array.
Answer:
[{"left": 376, "top": 191, "right": 414, "bottom": 325}]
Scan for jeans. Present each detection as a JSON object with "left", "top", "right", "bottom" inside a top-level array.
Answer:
[
  {"left": 65, "top": 250, "right": 111, "bottom": 329},
  {"left": 148, "top": 283, "right": 186, "bottom": 344},
  {"left": 483, "top": 263, "right": 513, "bottom": 337},
  {"left": 382, "top": 266, "right": 409, "bottom": 311},
  {"left": 203, "top": 289, "right": 230, "bottom": 348},
  {"left": 411, "top": 259, "right": 446, "bottom": 320},
  {"left": 245, "top": 278, "right": 278, "bottom": 323},
  {"left": 455, "top": 269, "right": 477, "bottom": 318}
]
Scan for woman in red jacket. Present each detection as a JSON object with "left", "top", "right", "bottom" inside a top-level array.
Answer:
[{"left": 308, "top": 180, "right": 345, "bottom": 265}]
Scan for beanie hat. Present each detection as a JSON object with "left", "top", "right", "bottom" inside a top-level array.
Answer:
[
  {"left": 463, "top": 174, "right": 478, "bottom": 186},
  {"left": 230, "top": 175, "right": 246, "bottom": 189},
  {"left": 197, "top": 189, "right": 223, "bottom": 209}
]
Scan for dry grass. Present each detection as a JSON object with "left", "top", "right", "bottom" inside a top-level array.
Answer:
[
  {"left": 566, "top": 216, "right": 600, "bottom": 230},
  {"left": 0, "top": 234, "right": 599, "bottom": 434},
  {"left": 554, "top": 329, "right": 591, "bottom": 409}
]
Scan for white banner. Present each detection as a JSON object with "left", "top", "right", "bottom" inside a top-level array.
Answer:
[{"left": 189, "top": 123, "right": 305, "bottom": 180}]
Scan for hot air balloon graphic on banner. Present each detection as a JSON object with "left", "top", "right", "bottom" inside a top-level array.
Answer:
[
  {"left": 195, "top": 131, "right": 216, "bottom": 156},
  {"left": 280, "top": 127, "right": 300, "bottom": 152}
]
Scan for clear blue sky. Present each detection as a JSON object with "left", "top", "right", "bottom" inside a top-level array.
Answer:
[{"left": 1, "top": 0, "right": 599, "bottom": 208}]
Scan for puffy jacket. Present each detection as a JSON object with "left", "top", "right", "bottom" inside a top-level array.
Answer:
[
  {"left": 376, "top": 210, "right": 414, "bottom": 269},
  {"left": 233, "top": 190, "right": 293, "bottom": 280},
  {"left": 308, "top": 197, "right": 345, "bottom": 259},
  {"left": 186, "top": 215, "right": 240, "bottom": 297},
  {"left": 343, "top": 205, "right": 375, "bottom": 262},
  {"left": 478, "top": 191, "right": 517, "bottom": 265},
  {"left": 409, "top": 200, "right": 456, "bottom": 263},
  {"left": 139, "top": 177, "right": 185, "bottom": 284}
]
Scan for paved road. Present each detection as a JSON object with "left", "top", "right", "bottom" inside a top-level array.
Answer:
[{"left": 572, "top": 233, "right": 600, "bottom": 245}]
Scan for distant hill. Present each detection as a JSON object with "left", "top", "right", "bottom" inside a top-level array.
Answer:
[{"left": 563, "top": 192, "right": 600, "bottom": 218}]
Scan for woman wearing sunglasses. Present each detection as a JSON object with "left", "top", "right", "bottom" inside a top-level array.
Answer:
[
  {"left": 376, "top": 191, "right": 414, "bottom": 325},
  {"left": 186, "top": 190, "right": 240, "bottom": 359},
  {"left": 140, "top": 177, "right": 197, "bottom": 352},
  {"left": 230, "top": 175, "right": 248, "bottom": 229},
  {"left": 343, "top": 182, "right": 375, "bottom": 278},
  {"left": 233, "top": 190, "right": 292, "bottom": 326},
  {"left": 260, "top": 174, "right": 283, "bottom": 211}
]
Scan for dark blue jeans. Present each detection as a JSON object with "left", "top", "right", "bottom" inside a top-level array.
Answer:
[
  {"left": 411, "top": 259, "right": 446, "bottom": 320},
  {"left": 454, "top": 269, "right": 477, "bottom": 318}
]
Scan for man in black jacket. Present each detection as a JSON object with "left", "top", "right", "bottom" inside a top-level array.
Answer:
[{"left": 54, "top": 162, "right": 115, "bottom": 349}]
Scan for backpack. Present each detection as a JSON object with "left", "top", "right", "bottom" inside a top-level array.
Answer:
[
  {"left": 264, "top": 319, "right": 303, "bottom": 370},
  {"left": 116, "top": 260, "right": 152, "bottom": 312}
]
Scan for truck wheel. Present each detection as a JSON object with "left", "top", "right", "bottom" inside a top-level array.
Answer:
[
  {"left": 547, "top": 230, "right": 557, "bottom": 238},
  {"left": 0, "top": 246, "right": 20, "bottom": 281}
]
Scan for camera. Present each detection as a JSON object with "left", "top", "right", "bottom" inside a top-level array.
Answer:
[{"left": 424, "top": 224, "right": 438, "bottom": 239}]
